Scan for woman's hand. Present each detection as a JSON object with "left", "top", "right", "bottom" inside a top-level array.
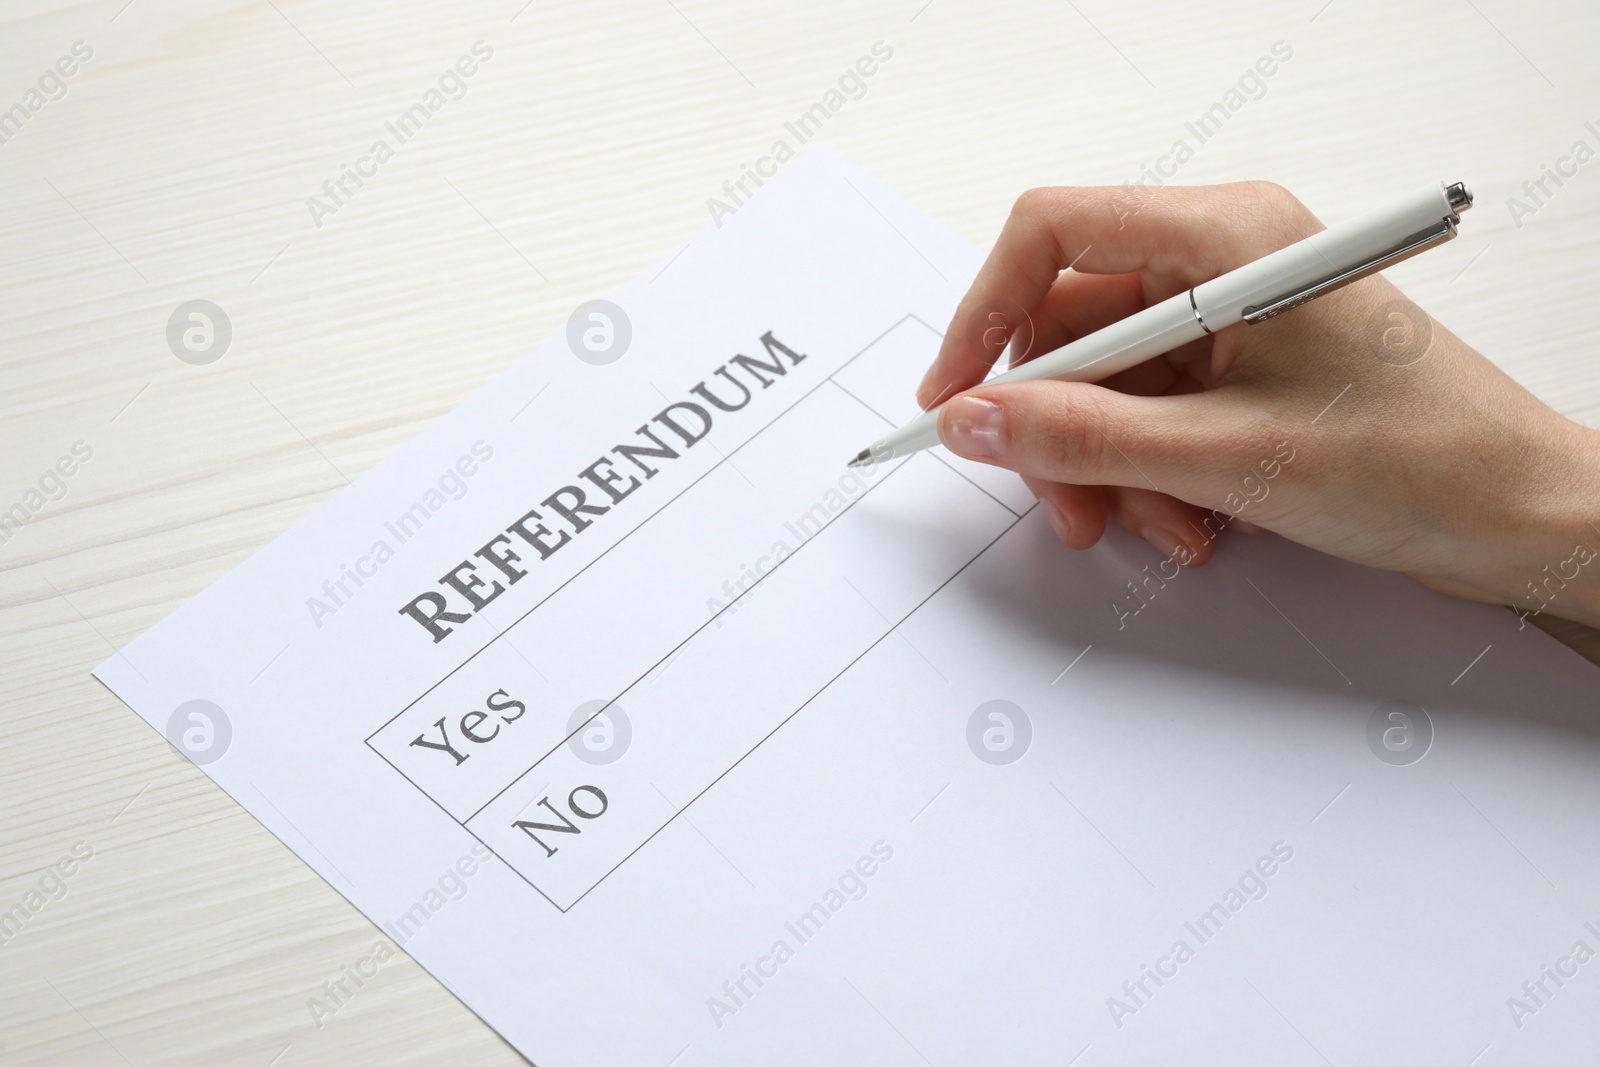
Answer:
[{"left": 921, "top": 182, "right": 1600, "bottom": 628}]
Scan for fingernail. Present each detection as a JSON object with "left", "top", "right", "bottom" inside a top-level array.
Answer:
[
  {"left": 941, "top": 395, "right": 1005, "bottom": 459},
  {"left": 1141, "top": 525, "right": 1190, "bottom": 563}
]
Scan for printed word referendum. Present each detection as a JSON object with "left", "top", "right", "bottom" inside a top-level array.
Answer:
[{"left": 398, "top": 331, "right": 809, "bottom": 642}]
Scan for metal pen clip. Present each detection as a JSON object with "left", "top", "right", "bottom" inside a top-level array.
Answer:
[{"left": 1242, "top": 182, "right": 1474, "bottom": 325}]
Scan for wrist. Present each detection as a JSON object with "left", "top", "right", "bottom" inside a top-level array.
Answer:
[{"left": 1494, "top": 419, "right": 1600, "bottom": 629}]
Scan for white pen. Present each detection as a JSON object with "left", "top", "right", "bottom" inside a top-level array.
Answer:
[{"left": 847, "top": 180, "right": 1473, "bottom": 467}]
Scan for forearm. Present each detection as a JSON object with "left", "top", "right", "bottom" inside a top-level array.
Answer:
[{"left": 1474, "top": 417, "right": 1600, "bottom": 630}]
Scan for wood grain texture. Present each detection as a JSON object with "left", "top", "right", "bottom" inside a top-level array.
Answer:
[{"left": 1, "top": 1, "right": 1596, "bottom": 1063}]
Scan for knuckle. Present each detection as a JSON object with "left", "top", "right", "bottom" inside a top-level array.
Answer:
[
  {"left": 1205, "top": 181, "right": 1319, "bottom": 260},
  {"left": 1240, "top": 179, "right": 1318, "bottom": 235},
  {"left": 1032, "top": 390, "right": 1112, "bottom": 478},
  {"left": 1245, "top": 179, "right": 1294, "bottom": 205},
  {"left": 1012, "top": 186, "right": 1060, "bottom": 221},
  {"left": 1241, "top": 179, "right": 1294, "bottom": 213}
]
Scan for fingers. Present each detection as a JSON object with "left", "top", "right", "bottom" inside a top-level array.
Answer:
[
  {"left": 1017, "top": 271, "right": 1145, "bottom": 367},
  {"left": 1018, "top": 271, "right": 1216, "bottom": 390},
  {"left": 1025, "top": 476, "right": 1224, "bottom": 564},
  {"left": 937, "top": 378, "right": 1249, "bottom": 504},
  {"left": 918, "top": 182, "right": 1317, "bottom": 408},
  {"left": 1022, "top": 477, "right": 1106, "bottom": 549},
  {"left": 1102, "top": 486, "right": 1221, "bottom": 565}
]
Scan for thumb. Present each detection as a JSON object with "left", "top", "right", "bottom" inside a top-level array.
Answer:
[{"left": 936, "top": 380, "right": 1246, "bottom": 506}]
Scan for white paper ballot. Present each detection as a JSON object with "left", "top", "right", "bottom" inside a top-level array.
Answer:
[{"left": 97, "top": 147, "right": 1600, "bottom": 1065}]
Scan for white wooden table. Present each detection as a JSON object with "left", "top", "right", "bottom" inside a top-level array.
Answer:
[{"left": 3, "top": 1, "right": 1596, "bottom": 1062}]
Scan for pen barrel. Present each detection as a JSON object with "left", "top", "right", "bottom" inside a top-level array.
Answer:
[
  {"left": 874, "top": 407, "right": 942, "bottom": 459},
  {"left": 866, "top": 182, "right": 1461, "bottom": 465},
  {"left": 1192, "top": 181, "right": 1457, "bottom": 328},
  {"left": 990, "top": 290, "right": 1204, "bottom": 386},
  {"left": 870, "top": 287, "right": 1204, "bottom": 462}
]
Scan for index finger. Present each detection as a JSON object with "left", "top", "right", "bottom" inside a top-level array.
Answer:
[{"left": 916, "top": 182, "right": 1314, "bottom": 409}]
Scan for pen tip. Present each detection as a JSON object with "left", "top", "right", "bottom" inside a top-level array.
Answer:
[{"left": 846, "top": 449, "right": 872, "bottom": 468}]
